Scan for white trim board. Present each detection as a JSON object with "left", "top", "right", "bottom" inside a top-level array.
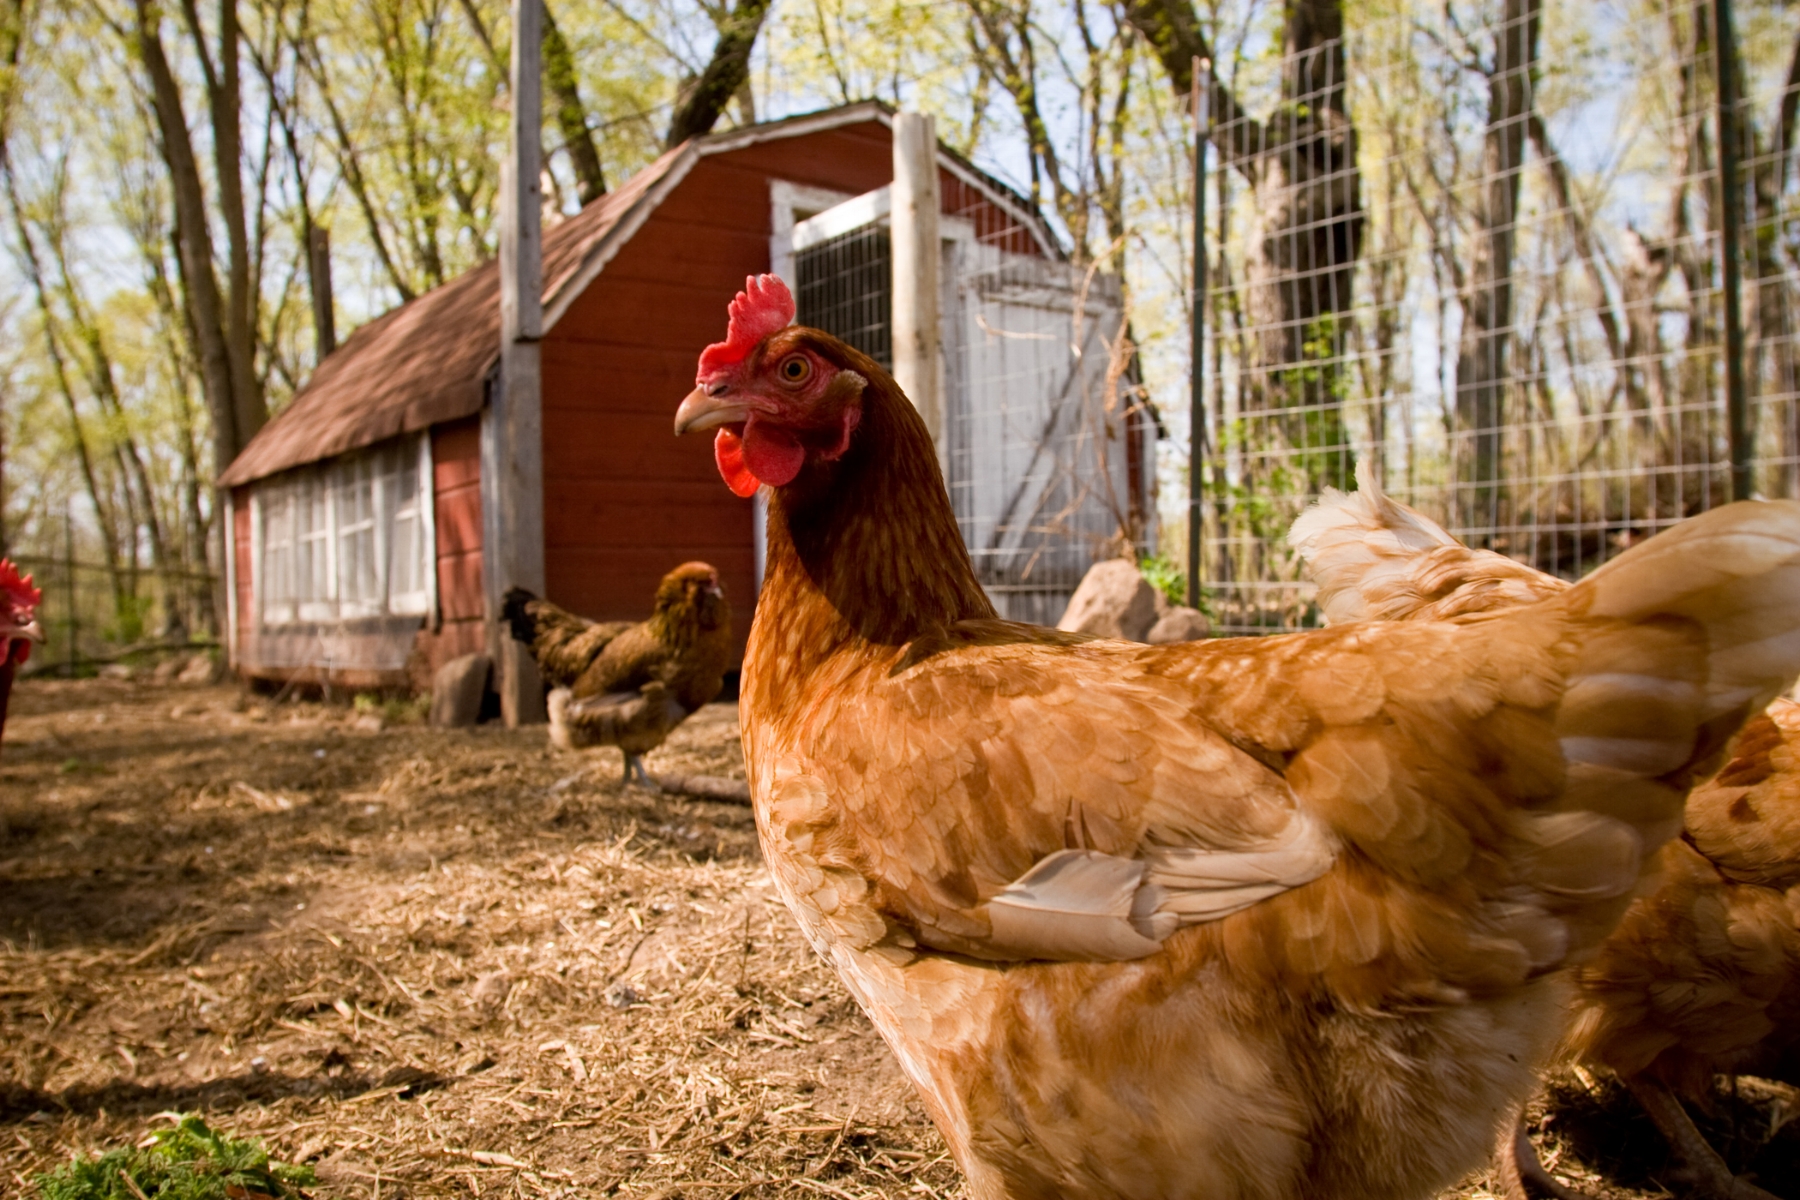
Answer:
[
  {"left": 790, "top": 186, "right": 978, "bottom": 253},
  {"left": 769, "top": 181, "right": 858, "bottom": 287}
]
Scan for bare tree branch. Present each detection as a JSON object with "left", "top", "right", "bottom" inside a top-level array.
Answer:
[{"left": 663, "top": 0, "right": 770, "bottom": 148}]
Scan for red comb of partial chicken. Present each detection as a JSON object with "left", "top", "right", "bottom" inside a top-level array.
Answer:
[
  {"left": 697, "top": 274, "right": 794, "bottom": 377},
  {"left": 0, "top": 559, "right": 39, "bottom": 620}
]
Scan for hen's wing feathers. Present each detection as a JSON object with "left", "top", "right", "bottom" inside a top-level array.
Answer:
[
  {"left": 791, "top": 503, "right": 1800, "bottom": 1004},
  {"left": 571, "top": 624, "right": 669, "bottom": 698}
]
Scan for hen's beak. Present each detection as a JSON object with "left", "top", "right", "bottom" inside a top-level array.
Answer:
[
  {"left": 675, "top": 386, "right": 750, "bottom": 436},
  {"left": 4, "top": 619, "right": 42, "bottom": 644}
]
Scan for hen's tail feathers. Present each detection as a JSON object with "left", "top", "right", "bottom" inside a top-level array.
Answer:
[
  {"left": 1536, "top": 503, "right": 1800, "bottom": 944},
  {"left": 502, "top": 586, "right": 541, "bottom": 646},
  {"left": 547, "top": 682, "right": 689, "bottom": 754},
  {"left": 1290, "top": 459, "right": 1565, "bottom": 623},
  {"left": 1567, "top": 500, "right": 1800, "bottom": 749}
]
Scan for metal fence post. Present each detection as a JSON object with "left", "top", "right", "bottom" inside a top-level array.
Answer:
[
  {"left": 1715, "top": 0, "right": 1751, "bottom": 500},
  {"left": 1188, "top": 56, "right": 1212, "bottom": 612}
]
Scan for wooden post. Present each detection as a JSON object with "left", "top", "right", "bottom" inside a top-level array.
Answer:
[
  {"left": 489, "top": 0, "right": 547, "bottom": 726},
  {"left": 222, "top": 488, "right": 238, "bottom": 670},
  {"left": 890, "top": 111, "right": 943, "bottom": 460},
  {"left": 308, "top": 227, "right": 336, "bottom": 357}
]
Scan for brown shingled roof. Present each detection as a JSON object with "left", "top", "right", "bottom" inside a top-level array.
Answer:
[
  {"left": 220, "top": 102, "right": 1055, "bottom": 487},
  {"left": 219, "top": 142, "right": 683, "bottom": 487}
]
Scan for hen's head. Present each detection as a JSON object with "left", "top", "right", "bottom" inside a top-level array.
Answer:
[
  {"left": 673, "top": 275, "right": 869, "bottom": 497},
  {"left": 652, "top": 561, "right": 729, "bottom": 634},
  {"left": 0, "top": 559, "right": 43, "bottom": 665}
]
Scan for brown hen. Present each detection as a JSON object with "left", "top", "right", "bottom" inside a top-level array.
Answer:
[
  {"left": 672, "top": 274, "right": 1800, "bottom": 1200},
  {"left": 503, "top": 563, "right": 731, "bottom": 783},
  {"left": 1293, "top": 468, "right": 1800, "bottom": 1200}
]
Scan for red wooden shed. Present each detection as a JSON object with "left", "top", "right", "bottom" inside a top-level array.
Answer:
[{"left": 217, "top": 103, "right": 1080, "bottom": 693}]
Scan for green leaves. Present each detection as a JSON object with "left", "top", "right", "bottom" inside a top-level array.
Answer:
[{"left": 33, "top": 1115, "right": 317, "bottom": 1200}]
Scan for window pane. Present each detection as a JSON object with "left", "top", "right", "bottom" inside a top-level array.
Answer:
[
  {"left": 299, "top": 476, "right": 332, "bottom": 616},
  {"left": 260, "top": 484, "right": 295, "bottom": 624},
  {"left": 389, "top": 452, "right": 422, "bottom": 605},
  {"left": 337, "top": 457, "right": 379, "bottom": 615}
]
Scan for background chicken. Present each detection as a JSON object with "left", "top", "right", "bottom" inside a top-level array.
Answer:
[
  {"left": 672, "top": 274, "right": 1800, "bottom": 1200},
  {"left": 1292, "top": 471, "right": 1800, "bottom": 1200},
  {"left": 0, "top": 558, "right": 44, "bottom": 758},
  {"left": 502, "top": 562, "right": 730, "bottom": 784}
]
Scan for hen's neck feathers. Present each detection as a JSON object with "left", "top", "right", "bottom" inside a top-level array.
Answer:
[
  {"left": 754, "top": 357, "right": 995, "bottom": 689},
  {"left": 0, "top": 650, "right": 15, "bottom": 757}
]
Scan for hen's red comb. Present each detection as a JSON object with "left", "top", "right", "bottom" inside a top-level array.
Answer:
[
  {"left": 0, "top": 559, "right": 39, "bottom": 616},
  {"left": 697, "top": 275, "right": 795, "bottom": 377}
]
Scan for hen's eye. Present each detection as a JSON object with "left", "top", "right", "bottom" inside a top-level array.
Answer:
[{"left": 779, "top": 355, "right": 811, "bottom": 384}]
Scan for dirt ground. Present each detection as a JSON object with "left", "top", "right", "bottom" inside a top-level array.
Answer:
[{"left": 3, "top": 679, "right": 1800, "bottom": 1200}]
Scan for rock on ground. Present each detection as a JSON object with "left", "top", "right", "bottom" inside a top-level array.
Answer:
[
  {"left": 1147, "top": 606, "right": 1210, "bottom": 644},
  {"left": 430, "top": 653, "right": 491, "bottom": 727},
  {"left": 177, "top": 652, "right": 223, "bottom": 685},
  {"left": 1058, "top": 559, "right": 1160, "bottom": 642}
]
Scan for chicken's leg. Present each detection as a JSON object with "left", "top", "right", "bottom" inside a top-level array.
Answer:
[
  {"left": 621, "top": 751, "right": 658, "bottom": 789},
  {"left": 1497, "top": 1115, "right": 1596, "bottom": 1200},
  {"left": 1624, "top": 1073, "right": 1786, "bottom": 1200}
]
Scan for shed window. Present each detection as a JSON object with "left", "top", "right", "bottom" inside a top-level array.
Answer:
[{"left": 257, "top": 436, "right": 434, "bottom": 625}]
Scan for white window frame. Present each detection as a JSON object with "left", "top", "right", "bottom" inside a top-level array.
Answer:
[
  {"left": 253, "top": 434, "right": 435, "bottom": 626},
  {"left": 769, "top": 180, "right": 857, "bottom": 290}
]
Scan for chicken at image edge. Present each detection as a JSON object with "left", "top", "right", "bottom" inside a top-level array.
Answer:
[
  {"left": 0, "top": 558, "right": 43, "bottom": 758},
  {"left": 502, "top": 563, "right": 731, "bottom": 784},
  {"left": 670, "top": 273, "right": 1800, "bottom": 1200},
  {"left": 1292, "top": 468, "right": 1800, "bottom": 1200}
]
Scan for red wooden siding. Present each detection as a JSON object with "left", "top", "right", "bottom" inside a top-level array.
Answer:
[
  {"left": 539, "top": 120, "right": 1041, "bottom": 661},
  {"left": 412, "top": 416, "right": 486, "bottom": 678},
  {"left": 232, "top": 487, "right": 253, "bottom": 646}
]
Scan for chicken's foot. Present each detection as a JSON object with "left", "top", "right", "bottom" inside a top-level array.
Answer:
[
  {"left": 1497, "top": 1117, "right": 1596, "bottom": 1200},
  {"left": 1624, "top": 1073, "right": 1787, "bottom": 1200}
]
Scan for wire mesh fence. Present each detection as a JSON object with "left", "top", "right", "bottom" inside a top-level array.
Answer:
[
  {"left": 795, "top": 180, "right": 1150, "bottom": 626},
  {"left": 941, "top": 223, "right": 1142, "bottom": 627},
  {"left": 1190, "top": 0, "right": 1800, "bottom": 634}
]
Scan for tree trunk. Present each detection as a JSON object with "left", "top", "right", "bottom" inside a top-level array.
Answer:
[
  {"left": 542, "top": 1, "right": 604, "bottom": 205},
  {"left": 1454, "top": 0, "right": 1541, "bottom": 540},
  {"left": 664, "top": 0, "right": 772, "bottom": 148},
  {"left": 1125, "top": 0, "right": 1363, "bottom": 492},
  {"left": 1669, "top": 2, "right": 1728, "bottom": 513},
  {"left": 1747, "top": 28, "right": 1800, "bottom": 497},
  {"left": 208, "top": 0, "right": 265, "bottom": 454},
  {"left": 175, "top": 0, "right": 264, "bottom": 453},
  {"left": 134, "top": 0, "right": 245, "bottom": 480}
]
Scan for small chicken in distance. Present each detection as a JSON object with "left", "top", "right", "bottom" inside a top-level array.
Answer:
[
  {"left": 502, "top": 563, "right": 731, "bottom": 784},
  {"left": 672, "top": 274, "right": 1800, "bottom": 1200},
  {"left": 1291, "top": 469, "right": 1800, "bottom": 1200},
  {"left": 0, "top": 559, "right": 44, "bottom": 758}
]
